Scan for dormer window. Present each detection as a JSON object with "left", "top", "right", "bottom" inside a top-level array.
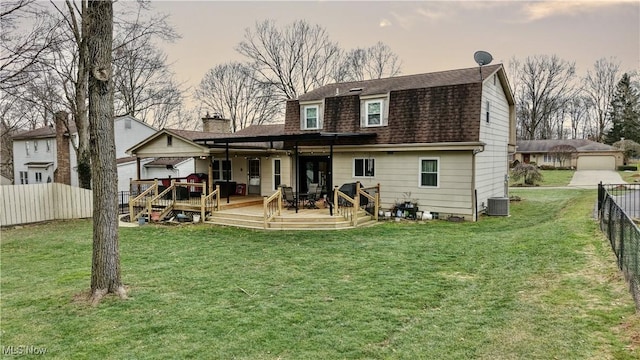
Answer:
[
  {"left": 366, "top": 100, "right": 382, "bottom": 126},
  {"left": 360, "top": 95, "right": 388, "bottom": 128},
  {"left": 301, "top": 103, "right": 322, "bottom": 130}
]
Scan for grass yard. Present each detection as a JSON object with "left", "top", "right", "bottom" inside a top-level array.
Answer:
[
  {"left": 1, "top": 189, "right": 639, "bottom": 359},
  {"left": 509, "top": 169, "right": 575, "bottom": 187}
]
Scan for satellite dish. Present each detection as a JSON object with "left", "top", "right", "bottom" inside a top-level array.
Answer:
[{"left": 474, "top": 51, "right": 493, "bottom": 66}]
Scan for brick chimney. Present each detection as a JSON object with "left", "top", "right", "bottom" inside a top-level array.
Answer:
[
  {"left": 202, "top": 112, "right": 231, "bottom": 133},
  {"left": 54, "top": 111, "right": 71, "bottom": 185}
]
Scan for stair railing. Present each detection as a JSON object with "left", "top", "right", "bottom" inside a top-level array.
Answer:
[
  {"left": 201, "top": 184, "right": 220, "bottom": 221},
  {"left": 129, "top": 179, "right": 159, "bottom": 221},
  {"left": 263, "top": 188, "right": 283, "bottom": 228}
]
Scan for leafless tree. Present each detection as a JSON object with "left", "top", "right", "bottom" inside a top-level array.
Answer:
[
  {"left": 339, "top": 42, "right": 402, "bottom": 82},
  {"left": 566, "top": 95, "right": 590, "bottom": 139},
  {"left": 112, "top": 38, "right": 184, "bottom": 128},
  {"left": 549, "top": 144, "right": 576, "bottom": 168},
  {"left": 583, "top": 57, "right": 620, "bottom": 142},
  {"left": 195, "top": 62, "right": 282, "bottom": 132},
  {"left": 86, "top": 0, "right": 126, "bottom": 305},
  {"left": 513, "top": 55, "right": 576, "bottom": 140},
  {"left": 0, "top": 0, "right": 59, "bottom": 92},
  {"left": 236, "top": 19, "right": 342, "bottom": 100}
]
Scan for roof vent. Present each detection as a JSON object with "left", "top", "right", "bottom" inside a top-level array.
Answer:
[{"left": 349, "top": 87, "right": 363, "bottom": 92}]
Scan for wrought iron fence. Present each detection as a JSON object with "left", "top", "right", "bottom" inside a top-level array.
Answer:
[
  {"left": 598, "top": 182, "right": 640, "bottom": 309},
  {"left": 118, "top": 191, "right": 131, "bottom": 215}
]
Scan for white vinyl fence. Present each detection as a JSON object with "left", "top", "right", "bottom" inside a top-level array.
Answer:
[{"left": 1, "top": 183, "right": 93, "bottom": 226}]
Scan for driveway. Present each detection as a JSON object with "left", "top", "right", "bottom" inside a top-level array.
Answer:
[{"left": 568, "top": 170, "right": 626, "bottom": 189}]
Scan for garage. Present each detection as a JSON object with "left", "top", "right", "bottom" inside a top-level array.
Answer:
[{"left": 576, "top": 155, "right": 616, "bottom": 170}]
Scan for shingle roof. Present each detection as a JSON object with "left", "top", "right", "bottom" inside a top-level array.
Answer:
[
  {"left": 145, "top": 157, "right": 190, "bottom": 166},
  {"left": 298, "top": 64, "right": 504, "bottom": 101},
  {"left": 13, "top": 121, "right": 78, "bottom": 140},
  {"left": 516, "top": 139, "right": 617, "bottom": 153}
]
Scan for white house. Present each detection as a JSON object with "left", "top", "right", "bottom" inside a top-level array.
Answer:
[{"left": 12, "top": 114, "right": 158, "bottom": 190}]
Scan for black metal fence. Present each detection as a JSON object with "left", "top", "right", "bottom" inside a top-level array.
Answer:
[
  {"left": 118, "top": 191, "right": 131, "bottom": 215},
  {"left": 598, "top": 182, "right": 640, "bottom": 310}
]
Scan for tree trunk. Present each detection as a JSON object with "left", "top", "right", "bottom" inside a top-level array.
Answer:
[{"left": 87, "top": 0, "right": 126, "bottom": 304}]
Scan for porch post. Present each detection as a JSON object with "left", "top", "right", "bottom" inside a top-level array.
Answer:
[
  {"left": 294, "top": 142, "right": 299, "bottom": 213},
  {"left": 208, "top": 156, "right": 213, "bottom": 195},
  {"left": 328, "top": 143, "right": 333, "bottom": 196},
  {"left": 226, "top": 143, "right": 230, "bottom": 204}
]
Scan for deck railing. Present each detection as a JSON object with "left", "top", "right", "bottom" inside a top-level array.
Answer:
[
  {"left": 201, "top": 185, "right": 220, "bottom": 221},
  {"left": 129, "top": 180, "right": 159, "bottom": 221},
  {"left": 148, "top": 180, "right": 177, "bottom": 221},
  {"left": 333, "top": 182, "right": 380, "bottom": 226},
  {"left": 263, "top": 188, "right": 283, "bottom": 228}
]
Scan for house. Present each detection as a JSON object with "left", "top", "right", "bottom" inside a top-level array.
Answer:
[
  {"left": 12, "top": 113, "right": 158, "bottom": 190},
  {"left": 128, "top": 64, "right": 516, "bottom": 221},
  {"left": 514, "top": 139, "right": 624, "bottom": 170}
]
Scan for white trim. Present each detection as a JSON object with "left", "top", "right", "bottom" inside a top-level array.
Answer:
[
  {"left": 301, "top": 104, "right": 322, "bottom": 130},
  {"left": 272, "top": 158, "right": 282, "bottom": 190},
  {"left": 353, "top": 157, "right": 375, "bottom": 178},
  {"left": 418, "top": 157, "right": 440, "bottom": 188},
  {"left": 365, "top": 99, "right": 383, "bottom": 127}
]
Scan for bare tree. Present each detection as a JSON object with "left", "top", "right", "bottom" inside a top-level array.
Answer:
[
  {"left": 512, "top": 55, "right": 576, "bottom": 140},
  {"left": 86, "top": 0, "right": 125, "bottom": 305},
  {"left": 566, "top": 95, "right": 590, "bottom": 139},
  {"left": 583, "top": 57, "right": 620, "bottom": 142},
  {"left": 236, "top": 19, "right": 342, "bottom": 100},
  {"left": 549, "top": 144, "right": 576, "bottom": 168},
  {"left": 195, "top": 62, "right": 281, "bottom": 132},
  {"left": 339, "top": 42, "right": 402, "bottom": 82},
  {"left": 0, "top": 0, "right": 58, "bottom": 92},
  {"left": 112, "top": 39, "right": 184, "bottom": 128}
]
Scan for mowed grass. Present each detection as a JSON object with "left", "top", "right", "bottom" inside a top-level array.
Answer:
[
  {"left": 510, "top": 169, "right": 575, "bottom": 187},
  {"left": 1, "top": 189, "right": 639, "bottom": 359}
]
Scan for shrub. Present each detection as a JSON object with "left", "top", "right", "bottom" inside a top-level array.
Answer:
[
  {"left": 510, "top": 163, "right": 543, "bottom": 186},
  {"left": 618, "top": 165, "right": 638, "bottom": 171},
  {"left": 539, "top": 165, "right": 556, "bottom": 170}
]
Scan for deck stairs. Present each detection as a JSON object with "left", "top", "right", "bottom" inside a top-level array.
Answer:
[{"left": 205, "top": 208, "right": 377, "bottom": 230}]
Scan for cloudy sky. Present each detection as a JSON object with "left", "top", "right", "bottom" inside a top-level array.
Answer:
[{"left": 151, "top": 0, "right": 639, "bottom": 92}]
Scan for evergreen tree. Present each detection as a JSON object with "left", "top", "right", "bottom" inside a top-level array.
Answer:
[{"left": 605, "top": 73, "right": 640, "bottom": 144}]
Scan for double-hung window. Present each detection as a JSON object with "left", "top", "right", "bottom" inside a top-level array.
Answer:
[
  {"left": 419, "top": 158, "right": 439, "bottom": 187},
  {"left": 213, "top": 160, "right": 232, "bottom": 181},
  {"left": 365, "top": 100, "right": 382, "bottom": 126},
  {"left": 19, "top": 171, "right": 28, "bottom": 184},
  {"left": 35, "top": 172, "right": 42, "bottom": 183},
  {"left": 354, "top": 158, "right": 375, "bottom": 177},
  {"left": 302, "top": 105, "right": 321, "bottom": 130}
]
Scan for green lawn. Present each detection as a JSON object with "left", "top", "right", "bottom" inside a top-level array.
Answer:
[
  {"left": 1, "top": 189, "right": 639, "bottom": 359},
  {"left": 510, "top": 169, "right": 575, "bottom": 187}
]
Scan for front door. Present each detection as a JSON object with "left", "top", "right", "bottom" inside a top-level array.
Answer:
[{"left": 248, "top": 158, "right": 260, "bottom": 195}]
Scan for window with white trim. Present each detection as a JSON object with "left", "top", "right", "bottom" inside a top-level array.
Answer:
[
  {"left": 354, "top": 158, "right": 375, "bottom": 177},
  {"left": 35, "top": 172, "right": 42, "bottom": 183},
  {"left": 273, "top": 159, "right": 281, "bottom": 190},
  {"left": 19, "top": 171, "right": 28, "bottom": 184},
  {"left": 365, "top": 100, "right": 383, "bottom": 126},
  {"left": 419, "top": 158, "right": 439, "bottom": 187},
  {"left": 46, "top": 140, "right": 51, "bottom": 152},
  {"left": 34, "top": 141, "right": 38, "bottom": 153},
  {"left": 212, "top": 160, "right": 232, "bottom": 181},
  {"left": 25, "top": 142, "right": 30, "bottom": 156},
  {"left": 302, "top": 105, "right": 320, "bottom": 130}
]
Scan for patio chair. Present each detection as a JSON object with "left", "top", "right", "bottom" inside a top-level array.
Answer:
[
  {"left": 305, "top": 183, "right": 322, "bottom": 209},
  {"left": 282, "top": 186, "right": 297, "bottom": 209}
]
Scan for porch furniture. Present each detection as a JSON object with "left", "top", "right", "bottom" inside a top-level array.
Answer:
[
  {"left": 305, "top": 183, "right": 322, "bottom": 209},
  {"left": 282, "top": 186, "right": 297, "bottom": 209}
]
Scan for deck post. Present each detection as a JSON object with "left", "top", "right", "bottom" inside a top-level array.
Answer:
[
  {"left": 201, "top": 194, "right": 205, "bottom": 223},
  {"left": 354, "top": 181, "right": 360, "bottom": 226},
  {"left": 333, "top": 186, "right": 338, "bottom": 217},
  {"left": 263, "top": 196, "right": 268, "bottom": 229},
  {"left": 375, "top": 183, "right": 380, "bottom": 221},
  {"left": 215, "top": 184, "right": 220, "bottom": 210}
]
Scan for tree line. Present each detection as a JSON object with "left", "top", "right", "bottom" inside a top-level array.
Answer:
[{"left": 2, "top": 1, "right": 639, "bottom": 185}]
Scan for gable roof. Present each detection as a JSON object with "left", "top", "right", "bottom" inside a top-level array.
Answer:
[
  {"left": 298, "top": 64, "right": 506, "bottom": 102},
  {"left": 12, "top": 126, "right": 56, "bottom": 140},
  {"left": 516, "top": 139, "right": 618, "bottom": 153}
]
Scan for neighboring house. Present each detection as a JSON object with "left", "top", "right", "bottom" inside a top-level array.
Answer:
[
  {"left": 128, "top": 64, "right": 516, "bottom": 221},
  {"left": 116, "top": 156, "right": 195, "bottom": 193},
  {"left": 12, "top": 114, "right": 157, "bottom": 189},
  {"left": 514, "top": 139, "right": 624, "bottom": 170}
]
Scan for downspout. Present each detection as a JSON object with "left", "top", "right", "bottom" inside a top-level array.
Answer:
[{"left": 472, "top": 146, "right": 485, "bottom": 221}]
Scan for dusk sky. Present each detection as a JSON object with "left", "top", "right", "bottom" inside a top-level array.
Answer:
[{"left": 151, "top": 0, "right": 639, "bottom": 94}]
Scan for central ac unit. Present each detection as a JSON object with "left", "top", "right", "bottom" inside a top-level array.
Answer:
[{"left": 487, "top": 197, "right": 509, "bottom": 216}]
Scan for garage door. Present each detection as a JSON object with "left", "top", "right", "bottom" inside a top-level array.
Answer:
[{"left": 576, "top": 155, "right": 616, "bottom": 170}]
